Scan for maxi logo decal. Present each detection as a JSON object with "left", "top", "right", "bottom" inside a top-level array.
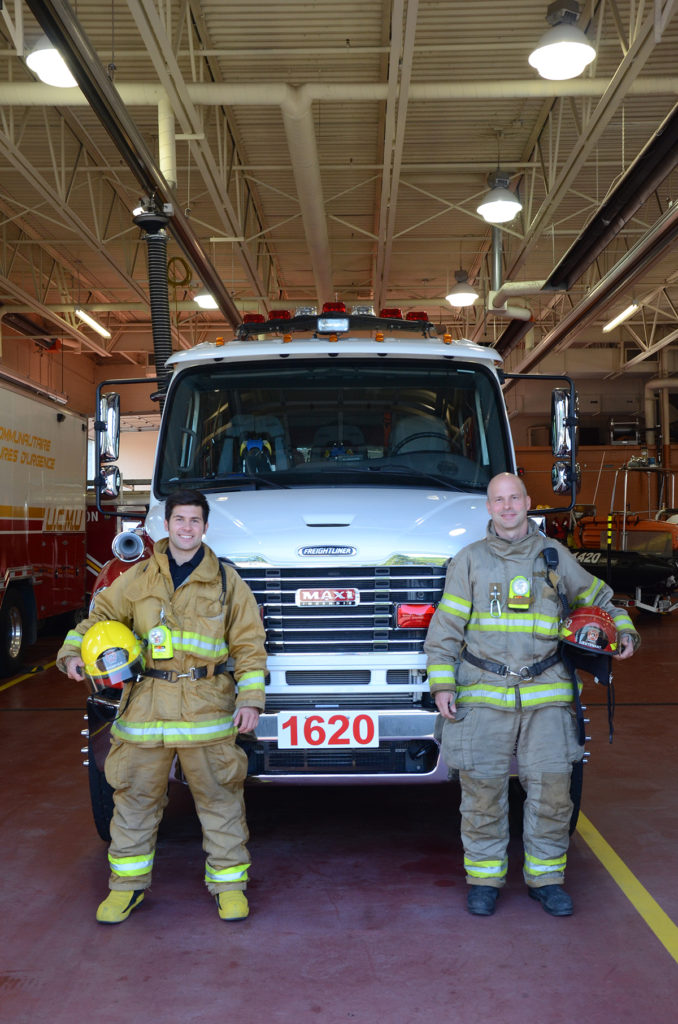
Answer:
[{"left": 295, "top": 588, "right": 360, "bottom": 607}]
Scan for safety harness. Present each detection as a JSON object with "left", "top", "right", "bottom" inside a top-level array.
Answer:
[
  {"left": 461, "top": 648, "right": 561, "bottom": 681},
  {"left": 144, "top": 661, "right": 230, "bottom": 682}
]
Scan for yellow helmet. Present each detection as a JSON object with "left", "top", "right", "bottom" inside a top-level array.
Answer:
[{"left": 81, "top": 620, "right": 145, "bottom": 692}]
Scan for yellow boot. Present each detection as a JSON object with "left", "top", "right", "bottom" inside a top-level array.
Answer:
[
  {"left": 216, "top": 891, "right": 249, "bottom": 921},
  {"left": 96, "top": 889, "right": 145, "bottom": 924}
]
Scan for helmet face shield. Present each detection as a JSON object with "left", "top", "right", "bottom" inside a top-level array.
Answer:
[{"left": 82, "top": 620, "right": 145, "bottom": 693}]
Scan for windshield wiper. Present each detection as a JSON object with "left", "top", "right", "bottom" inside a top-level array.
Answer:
[
  {"left": 168, "top": 473, "right": 289, "bottom": 490},
  {"left": 365, "top": 463, "right": 482, "bottom": 492}
]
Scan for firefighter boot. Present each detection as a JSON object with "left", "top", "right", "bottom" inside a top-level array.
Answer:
[
  {"left": 467, "top": 885, "right": 499, "bottom": 916},
  {"left": 529, "top": 884, "right": 573, "bottom": 917},
  {"left": 96, "top": 889, "right": 145, "bottom": 924},
  {"left": 216, "top": 891, "right": 249, "bottom": 921}
]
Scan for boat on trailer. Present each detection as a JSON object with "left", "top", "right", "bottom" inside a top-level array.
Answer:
[{"left": 565, "top": 462, "right": 678, "bottom": 614}]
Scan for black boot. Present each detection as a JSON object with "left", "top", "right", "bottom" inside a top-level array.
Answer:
[
  {"left": 467, "top": 885, "right": 499, "bottom": 916},
  {"left": 529, "top": 884, "right": 573, "bottom": 916}
]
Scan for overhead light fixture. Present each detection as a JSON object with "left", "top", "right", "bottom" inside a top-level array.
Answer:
[
  {"left": 445, "top": 270, "right": 479, "bottom": 308},
  {"left": 194, "top": 291, "right": 218, "bottom": 310},
  {"left": 477, "top": 170, "right": 522, "bottom": 224},
  {"left": 75, "top": 307, "right": 112, "bottom": 338},
  {"left": 602, "top": 303, "right": 639, "bottom": 333},
  {"left": 25, "top": 34, "right": 77, "bottom": 88},
  {"left": 528, "top": 1, "right": 596, "bottom": 81}
]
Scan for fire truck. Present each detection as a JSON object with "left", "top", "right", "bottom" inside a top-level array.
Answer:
[
  {"left": 0, "top": 381, "right": 87, "bottom": 674},
  {"left": 83, "top": 303, "right": 578, "bottom": 837}
]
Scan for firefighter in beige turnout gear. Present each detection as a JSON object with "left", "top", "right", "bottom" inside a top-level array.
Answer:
[
  {"left": 58, "top": 489, "right": 267, "bottom": 924},
  {"left": 424, "top": 473, "right": 638, "bottom": 917}
]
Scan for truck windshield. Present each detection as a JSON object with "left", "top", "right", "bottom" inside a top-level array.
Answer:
[{"left": 155, "top": 358, "right": 511, "bottom": 495}]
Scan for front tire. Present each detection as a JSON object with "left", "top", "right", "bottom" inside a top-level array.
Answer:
[{"left": 0, "top": 589, "right": 27, "bottom": 676}]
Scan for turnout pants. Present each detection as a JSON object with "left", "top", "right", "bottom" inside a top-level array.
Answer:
[
  {"left": 439, "top": 704, "right": 584, "bottom": 888},
  {"left": 104, "top": 738, "right": 250, "bottom": 894}
]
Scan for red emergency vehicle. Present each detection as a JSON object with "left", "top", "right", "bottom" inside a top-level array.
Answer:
[{"left": 0, "top": 381, "right": 87, "bottom": 674}]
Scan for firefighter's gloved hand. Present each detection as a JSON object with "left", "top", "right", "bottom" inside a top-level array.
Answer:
[{"left": 434, "top": 690, "right": 457, "bottom": 720}]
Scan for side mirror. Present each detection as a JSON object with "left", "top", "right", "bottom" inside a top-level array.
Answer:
[
  {"left": 99, "top": 464, "right": 122, "bottom": 499},
  {"left": 551, "top": 388, "right": 578, "bottom": 457},
  {"left": 98, "top": 392, "right": 121, "bottom": 463},
  {"left": 552, "top": 460, "right": 581, "bottom": 496}
]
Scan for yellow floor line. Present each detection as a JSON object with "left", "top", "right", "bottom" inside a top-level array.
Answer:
[
  {"left": 0, "top": 660, "right": 56, "bottom": 691},
  {"left": 577, "top": 811, "right": 678, "bottom": 963}
]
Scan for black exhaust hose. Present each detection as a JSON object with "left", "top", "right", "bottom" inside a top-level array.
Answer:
[{"left": 146, "top": 229, "right": 173, "bottom": 401}]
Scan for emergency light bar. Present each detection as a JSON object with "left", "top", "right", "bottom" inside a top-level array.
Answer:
[{"left": 317, "top": 316, "right": 349, "bottom": 333}]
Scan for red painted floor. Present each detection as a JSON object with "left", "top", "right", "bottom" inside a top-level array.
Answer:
[{"left": 1, "top": 613, "right": 677, "bottom": 1024}]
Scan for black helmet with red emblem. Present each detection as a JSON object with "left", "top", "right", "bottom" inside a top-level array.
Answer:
[{"left": 559, "top": 605, "right": 618, "bottom": 687}]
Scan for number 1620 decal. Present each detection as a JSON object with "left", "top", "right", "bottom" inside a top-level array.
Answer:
[{"left": 277, "top": 711, "right": 379, "bottom": 748}]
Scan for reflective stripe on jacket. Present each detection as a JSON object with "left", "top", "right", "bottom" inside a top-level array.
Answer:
[
  {"left": 424, "top": 521, "right": 637, "bottom": 711},
  {"left": 57, "top": 538, "right": 267, "bottom": 746}
]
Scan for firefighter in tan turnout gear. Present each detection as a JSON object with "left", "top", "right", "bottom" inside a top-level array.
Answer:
[
  {"left": 58, "top": 489, "right": 267, "bottom": 924},
  {"left": 424, "top": 473, "right": 639, "bottom": 917}
]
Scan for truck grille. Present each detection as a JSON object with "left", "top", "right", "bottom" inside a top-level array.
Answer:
[
  {"left": 237, "top": 564, "right": 446, "bottom": 654},
  {"left": 240, "top": 738, "right": 439, "bottom": 775},
  {"left": 264, "top": 693, "right": 430, "bottom": 711}
]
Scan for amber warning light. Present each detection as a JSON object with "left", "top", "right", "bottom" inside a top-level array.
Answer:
[{"left": 397, "top": 604, "right": 436, "bottom": 628}]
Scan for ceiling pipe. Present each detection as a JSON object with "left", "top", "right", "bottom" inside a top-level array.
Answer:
[
  {"left": 485, "top": 226, "right": 533, "bottom": 321},
  {"left": 157, "top": 91, "right": 177, "bottom": 191},
  {"left": 644, "top": 377, "right": 678, "bottom": 451},
  {"left": 491, "top": 279, "right": 549, "bottom": 307},
  {"left": 487, "top": 301, "right": 532, "bottom": 321},
  {"left": 3, "top": 77, "right": 678, "bottom": 109},
  {"left": 374, "top": 0, "right": 418, "bottom": 311},
  {"left": 279, "top": 89, "right": 332, "bottom": 304}
]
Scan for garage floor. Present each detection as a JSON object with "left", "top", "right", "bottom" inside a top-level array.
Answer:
[{"left": 1, "top": 613, "right": 677, "bottom": 1024}]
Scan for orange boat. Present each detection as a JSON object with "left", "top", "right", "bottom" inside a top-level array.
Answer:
[{"left": 564, "top": 463, "right": 678, "bottom": 614}]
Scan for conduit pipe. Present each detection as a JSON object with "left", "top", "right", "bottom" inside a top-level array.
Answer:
[
  {"left": 485, "top": 227, "right": 538, "bottom": 321},
  {"left": 3, "top": 77, "right": 678, "bottom": 107},
  {"left": 157, "top": 91, "right": 176, "bottom": 191},
  {"left": 644, "top": 377, "right": 678, "bottom": 453},
  {"left": 488, "top": 278, "right": 547, "bottom": 321},
  {"left": 279, "top": 89, "right": 332, "bottom": 303}
]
